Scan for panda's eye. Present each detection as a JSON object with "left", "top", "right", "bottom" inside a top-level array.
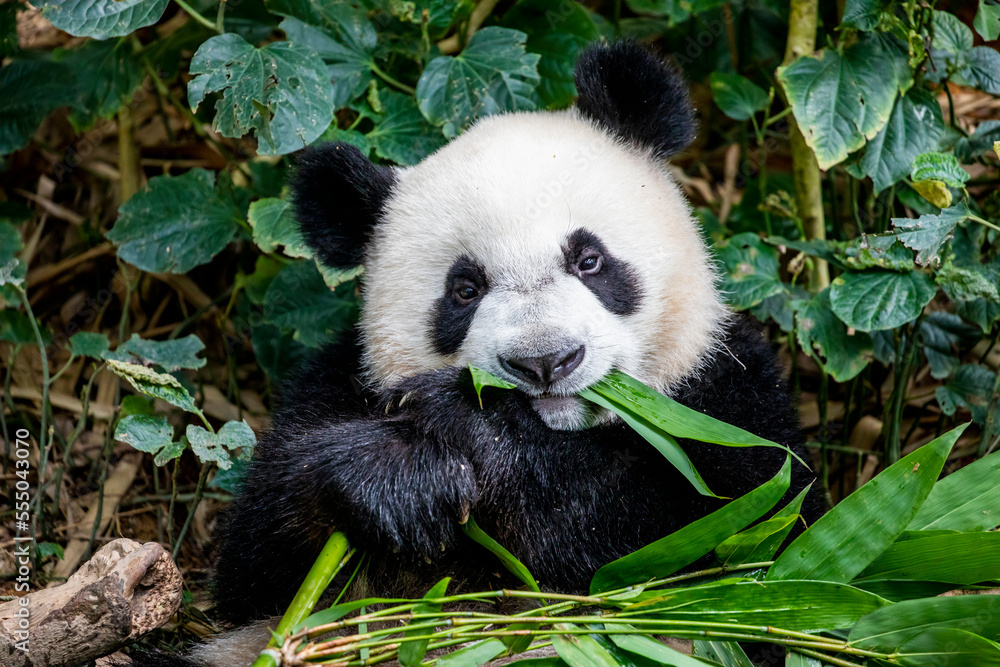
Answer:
[
  {"left": 453, "top": 282, "right": 479, "bottom": 304},
  {"left": 577, "top": 253, "right": 603, "bottom": 275}
]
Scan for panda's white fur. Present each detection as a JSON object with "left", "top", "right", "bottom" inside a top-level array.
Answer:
[{"left": 362, "top": 110, "right": 727, "bottom": 429}]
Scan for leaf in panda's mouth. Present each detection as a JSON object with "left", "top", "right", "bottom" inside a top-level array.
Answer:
[{"left": 468, "top": 365, "right": 516, "bottom": 408}]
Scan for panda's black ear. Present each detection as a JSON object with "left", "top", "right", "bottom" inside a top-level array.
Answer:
[
  {"left": 291, "top": 142, "right": 397, "bottom": 269},
  {"left": 574, "top": 41, "right": 696, "bottom": 159}
]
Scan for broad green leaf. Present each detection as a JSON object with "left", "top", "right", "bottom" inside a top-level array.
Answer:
[
  {"left": 468, "top": 365, "right": 516, "bottom": 409},
  {"left": 910, "top": 152, "right": 970, "bottom": 187},
  {"left": 956, "top": 120, "right": 1000, "bottom": 161},
  {"left": 366, "top": 91, "right": 446, "bottom": 166},
  {"left": 918, "top": 312, "right": 974, "bottom": 380},
  {"left": 551, "top": 625, "right": 619, "bottom": 667},
  {"left": 777, "top": 40, "right": 898, "bottom": 169},
  {"left": 715, "top": 232, "right": 783, "bottom": 310},
  {"left": 185, "top": 421, "right": 255, "bottom": 470},
  {"left": 850, "top": 594, "right": 1000, "bottom": 652},
  {"left": 188, "top": 34, "right": 334, "bottom": 155},
  {"left": 937, "top": 260, "right": 1000, "bottom": 303},
  {"left": 40, "top": 0, "right": 168, "bottom": 39},
  {"left": 154, "top": 438, "right": 186, "bottom": 467},
  {"left": 768, "top": 425, "right": 966, "bottom": 582},
  {"left": 792, "top": 289, "right": 873, "bottom": 382},
  {"left": 0, "top": 59, "right": 78, "bottom": 154},
  {"left": 933, "top": 10, "right": 973, "bottom": 54},
  {"left": 248, "top": 198, "right": 312, "bottom": 259},
  {"left": 957, "top": 47, "right": 1000, "bottom": 96},
  {"left": 692, "top": 641, "right": 753, "bottom": 667},
  {"left": 626, "top": 578, "right": 889, "bottom": 633},
  {"left": 909, "top": 449, "right": 1000, "bottom": 532},
  {"left": 829, "top": 270, "right": 937, "bottom": 332},
  {"left": 0, "top": 3, "right": 18, "bottom": 59},
  {"left": 501, "top": 0, "right": 598, "bottom": 109},
  {"left": 855, "top": 531, "right": 1000, "bottom": 583},
  {"left": 119, "top": 395, "right": 155, "bottom": 418},
  {"left": 56, "top": 38, "right": 144, "bottom": 131},
  {"left": 607, "top": 626, "right": 712, "bottom": 666},
  {"left": 103, "top": 333, "right": 206, "bottom": 370},
  {"left": 435, "top": 639, "right": 508, "bottom": 667},
  {"left": 272, "top": 0, "right": 377, "bottom": 108},
  {"left": 935, "top": 364, "right": 997, "bottom": 425},
  {"left": 252, "top": 323, "right": 310, "bottom": 384},
  {"left": 0, "top": 310, "right": 36, "bottom": 344},
  {"left": 859, "top": 87, "right": 944, "bottom": 194},
  {"left": 462, "top": 515, "right": 539, "bottom": 592},
  {"left": 975, "top": 0, "right": 1000, "bottom": 41},
  {"left": 263, "top": 260, "right": 358, "bottom": 348},
  {"left": 36, "top": 542, "right": 65, "bottom": 560},
  {"left": 894, "top": 628, "right": 1000, "bottom": 666},
  {"left": 69, "top": 332, "right": 110, "bottom": 359},
  {"left": 890, "top": 204, "right": 970, "bottom": 267},
  {"left": 590, "top": 458, "right": 789, "bottom": 593},
  {"left": 399, "top": 578, "right": 450, "bottom": 667},
  {"left": 0, "top": 221, "right": 26, "bottom": 287},
  {"left": 108, "top": 169, "right": 242, "bottom": 274},
  {"left": 709, "top": 73, "right": 769, "bottom": 121},
  {"left": 841, "top": 0, "right": 891, "bottom": 30},
  {"left": 114, "top": 414, "right": 173, "bottom": 455},
  {"left": 416, "top": 27, "right": 541, "bottom": 138},
  {"left": 958, "top": 297, "right": 1000, "bottom": 334},
  {"left": 107, "top": 359, "right": 199, "bottom": 414}
]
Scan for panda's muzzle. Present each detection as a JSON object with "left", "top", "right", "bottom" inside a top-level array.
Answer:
[{"left": 499, "top": 345, "right": 586, "bottom": 392}]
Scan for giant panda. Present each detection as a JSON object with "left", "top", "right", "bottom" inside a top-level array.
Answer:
[{"left": 138, "top": 41, "right": 825, "bottom": 667}]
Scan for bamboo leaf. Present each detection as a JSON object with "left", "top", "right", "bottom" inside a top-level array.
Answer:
[
  {"left": 462, "top": 515, "right": 539, "bottom": 592},
  {"left": 590, "top": 458, "right": 790, "bottom": 594},
  {"left": 607, "top": 625, "right": 714, "bottom": 666},
  {"left": 469, "top": 365, "right": 516, "bottom": 409},
  {"left": 551, "top": 624, "right": 620, "bottom": 667},
  {"left": 692, "top": 641, "right": 753, "bottom": 667},
  {"left": 435, "top": 639, "right": 508, "bottom": 667},
  {"left": 399, "top": 577, "right": 450, "bottom": 667},
  {"left": 893, "top": 627, "right": 1000, "bottom": 666},
  {"left": 908, "top": 450, "right": 1000, "bottom": 531},
  {"left": 849, "top": 595, "right": 1000, "bottom": 651},
  {"left": 854, "top": 531, "right": 1000, "bottom": 584},
  {"left": 768, "top": 425, "right": 966, "bottom": 582}
]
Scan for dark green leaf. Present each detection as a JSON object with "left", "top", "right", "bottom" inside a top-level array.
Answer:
[
  {"left": 910, "top": 152, "right": 971, "bottom": 188},
  {"left": 768, "top": 425, "right": 966, "bottom": 582},
  {"left": 933, "top": 10, "right": 973, "bottom": 54},
  {"left": 108, "top": 169, "right": 242, "bottom": 274},
  {"left": 841, "top": 0, "right": 891, "bottom": 30},
  {"left": 957, "top": 298, "right": 1000, "bottom": 334},
  {"left": 709, "top": 73, "right": 769, "bottom": 121},
  {"left": 713, "top": 484, "right": 810, "bottom": 566},
  {"left": 56, "top": 38, "right": 144, "bottom": 131},
  {"left": 792, "top": 289, "right": 873, "bottom": 382},
  {"left": 252, "top": 323, "right": 310, "bottom": 384},
  {"left": 37, "top": 542, "right": 65, "bottom": 560},
  {"left": 501, "top": 0, "right": 599, "bottom": 109},
  {"left": 154, "top": 438, "right": 186, "bottom": 467},
  {"left": 263, "top": 260, "right": 358, "bottom": 348},
  {"left": 416, "top": 27, "right": 540, "bottom": 137},
  {"left": 893, "top": 628, "right": 1000, "bottom": 666},
  {"left": 975, "top": 1, "right": 1000, "bottom": 41},
  {"left": 40, "top": 0, "right": 168, "bottom": 39},
  {"left": 626, "top": 578, "right": 889, "bottom": 633},
  {"left": 918, "top": 312, "right": 976, "bottom": 380},
  {"left": 367, "top": 90, "right": 446, "bottom": 165},
  {"left": 829, "top": 270, "right": 937, "bottom": 332},
  {"left": 850, "top": 594, "right": 1000, "bottom": 652},
  {"left": 185, "top": 420, "right": 255, "bottom": 470},
  {"left": 937, "top": 259, "right": 1000, "bottom": 303},
  {"left": 69, "top": 332, "right": 110, "bottom": 359},
  {"left": 957, "top": 47, "right": 1000, "bottom": 95},
  {"left": 607, "top": 627, "right": 712, "bottom": 666},
  {"left": 715, "top": 233, "right": 784, "bottom": 310},
  {"left": 435, "top": 639, "right": 508, "bottom": 667},
  {"left": 890, "top": 204, "right": 971, "bottom": 267},
  {"left": 248, "top": 197, "right": 312, "bottom": 259},
  {"left": 114, "top": 414, "right": 173, "bottom": 454},
  {"left": 590, "top": 458, "right": 790, "bottom": 593},
  {"left": 859, "top": 87, "right": 944, "bottom": 194},
  {"left": 0, "top": 59, "right": 78, "bottom": 154},
  {"left": 399, "top": 578, "right": 450, "bottom": 667},
  {"left": 103, "top": 333, "right": 206, "bottom": 370},
  {"left": 777, "top": 41, "right": 899, "bottom": 169},
  {"left": 107, "top": 359, "right": 199, "bottom": 414},
  {"left": 691, "top": 641, "right": 753, "bottom": 667},
  {"left": 935, "top": 364, "right": 997, "bottom": 425},
  {"left": 551, "top": 625, "right": 620, "bottom": 667},
  {"left": 956, "top": 120, "right": 1000, "bottom": 161},
  {"left": 188, "top": 33, "right": 334, "bottom": 155},
  {"left": 856, "top": 531, "right": 1000, "bottom": 584},
  {"left": 0, "top": 310, "right": 36, "bottom": 344},
  {"left": 910, "top": 450, "right": 1000, "bottom": 532},
  {"left": 462, "top": 515, "right": 539, "bottom": 592}
]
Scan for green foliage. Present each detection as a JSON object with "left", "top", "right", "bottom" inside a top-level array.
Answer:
[
  {"left": 709, "top": 73, "right": 768, "bottom": 121},
  {"left": 40, "top": 0, "right": 169, "bottom": 39}
]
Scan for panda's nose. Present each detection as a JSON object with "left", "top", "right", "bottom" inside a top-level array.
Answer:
[{"left": 499, "top": 346, "right": 586, "bottom": 388}]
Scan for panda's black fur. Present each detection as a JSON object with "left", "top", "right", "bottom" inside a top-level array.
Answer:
[{"left": 128, "top": 41, "right": 826, "bottom": 666}]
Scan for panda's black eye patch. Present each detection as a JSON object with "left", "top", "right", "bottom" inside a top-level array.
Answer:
[
  {"left": 564, "top": 229, "right": 641, "bottom": 316},
  {"left": 431, "top": 256, "right": 489, "bottom": 355}
]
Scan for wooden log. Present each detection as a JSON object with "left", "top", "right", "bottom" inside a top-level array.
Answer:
[{"left": 0, "top": 538, "right": 182, "bottom": 667}]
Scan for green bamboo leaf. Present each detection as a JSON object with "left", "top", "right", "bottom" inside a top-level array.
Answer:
[
  {"left": 103, "top": 333, "right": 206, "bottom": 370},
  {"left": 114, "top": 414, "right": 173, "bottom": 455},
  {"left": 462, "top": 515, "right": 539, "bottom": 592},
  {"left": 468, "top": 366, "right": 516, "bottom": 409},
  {"left": 188, "top": 33, "right": 334, "bottom": 155},
  {"left": 607, "top": 625, "right": 713, "bottom": 666},
  {"left": 709, "top": 73, "right": 769, "bottom": 121},
  {"left": 416, "top": 27, "right": 540, "bottom": 138},
  {"left": 890, "top": 204, "right": 971, "bottom": 267},
  {"left": 590, "top": 458, "right": 790, "bottom": 594},
  {"left": 792, "top": 289, "right": 873, "bottom": 382},
  {"left": 768, "top": 425, "right": 966, "bottom": 582},
  {"left": 715, "top": 233, "right": 784, "bottom": 310},
  {"left": 909, "top": 450, "right": 1000, "bottom": 531},
  {"left": 551, "top": 625, "right": 620, "bottom": 667},
  {"left": 829, "top": 270, "right": 937, "bottom": 332},
  {"left": 893, "top": 627, "right": 1000, "bottom": 666},
  {"left": 777, "top": 40, "right": 899, "bottom": 169},
  {"left": 399, "top": 578, "right": 451, "bottom": 667},
  {"left": 107, "top": 169, "right": 243, "bottom": 274},
  {"left": 855, "top": 531, "right": 1000, "bottom": 584},
  {"left": 39, "top": 0, "right": 168, "bottom": 39},
  {"left": 435, "top": 639, "right": 508, "bottom": 667},
  {"left": 691, "top": 641, "right": 753, "bottom": 667},
  {"left": 626, "top": 578, "right": 889, "bottom": 633},
  {"left": 713, "top": 515, "right": 797, "bottom": 568},
  {"left": 910, "top": 152, "right": 971, "bottom": 188},
  {"left": 107, "top": 359, "right": 199, "bottom": 414},
  {"left": 69, "top": 332, "right": 110, "bottom": 359},
  {"left": 849, "top": 594, "right": 1000, "bottom": 652}
]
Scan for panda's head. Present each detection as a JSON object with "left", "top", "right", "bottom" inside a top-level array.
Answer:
[{"left": 293, "top": 41, "right": 728, "bottom": 431}]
